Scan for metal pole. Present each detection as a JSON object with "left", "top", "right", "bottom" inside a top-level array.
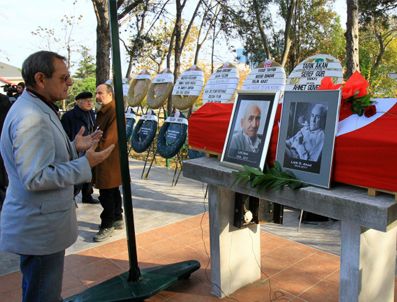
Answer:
[{"left": 108, "top": 0, "right": 141, "bottom": 281}]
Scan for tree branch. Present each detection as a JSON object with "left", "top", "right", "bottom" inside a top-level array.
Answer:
[
  {"left": 118, "top": 0, "right": 144, "bottom": 21},
  {"left": 181, "top": 0, "right": 204, "bottom": 51}
]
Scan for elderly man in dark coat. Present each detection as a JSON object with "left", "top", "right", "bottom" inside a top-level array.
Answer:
[
  {"left": 92, "top": 83, "right": 123, "bottom": 242},
  {"left": 61, "top": 91, "right": 99, "bottom": 204}
]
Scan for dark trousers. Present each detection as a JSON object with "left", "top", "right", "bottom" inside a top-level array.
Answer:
[
  {"left": 20, "top": 250, "right": 65, "bottom": 302},
  {"left": 81, "top": 182, "right": 94, "bottom": 202},
  {"left": 99, "top": 187, "right": 123, "bottom": 228}
]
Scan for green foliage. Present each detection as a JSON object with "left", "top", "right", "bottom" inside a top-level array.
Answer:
[
  {"left": 348, "top": 94, "right": 373, "bottom": 116},
  {"left": 128, "top": 19, "right": 174, "bottom": 73},
  {"left": 232, "top": 161, "right": 305, "bottom": 192},
  {"left": 230, "top": 0, "right": 345, "bottom": 69},
  {"left": 315, "top": 15, "right": 346, "bottom": 62},
  {"left": 74, "top": 45, "right": 96, "bottom": 79},
  {"left": 283, "top": 0, "right": 345, "bottom": 71},
  {"left": 359, "top": 0, "right": 397, "bottom": 23},
  {"left": 231, "top": 0, "right": 273, "bottom": 64},
  {"left": 128, "top": 18, "right": 199, "bottom": 74},
  {"left": 360, "top": 45, "right": 397, "bottom": 97},
  {"left": 358, "top": 16, "right": 397, "bottom": 97}
]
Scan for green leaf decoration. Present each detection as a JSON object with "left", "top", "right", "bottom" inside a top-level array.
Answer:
[
  {"left": 347, "top": 94, "right": 373, "bottom": 116},
  {"left": 232, "top": 161, "right": 305, "bottom": 192}
]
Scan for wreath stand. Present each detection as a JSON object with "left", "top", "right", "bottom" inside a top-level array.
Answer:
[
  {"left": 169, "top": 109, "right": 194, "bottom": 186},
  {"left": 140, "top": 106, "right": 166, "bottom": 179},
  {"left": 131, "top": 105, "right": 144, "bottom": 120},
  {"left": 143, "top": 141, "right": 188, "bottom": 186},
  {"left": 127, "top": 106, "right": 147, "bottom": 156},
  {"left": 143, "top": 108, "right": 189, "bottom": 186},
  {"left": 65, "top": 2, "right": 200, "bottom": 300},
  {"left": 170, "top": 144, "right": 188, "bottom": 186},
  {"left": 140, "top": 139, "right": 157, "bottom": 179}
]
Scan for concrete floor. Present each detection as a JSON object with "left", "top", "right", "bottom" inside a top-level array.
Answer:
[
  {"left": 0, "top": 159, "right": 343, "bottom": 276},
  {"left": 262, "top": 208, "right": 341, "bottom": 256},
  {"left": 0, "top": 158, "right": 208, "bottom": 276},
  {"left": 2, "top": 158, "right": 397, "bottom": 302}
]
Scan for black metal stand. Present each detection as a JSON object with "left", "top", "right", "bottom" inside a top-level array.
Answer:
[
  {"left": 64, "top": 260, "right": 200, "bottom": 302},
  {"left": 65, "top": 1, "right": 200, "bottom": 300},
  {"left": 141, "top": 142, "right": 156, "bottom": 179}
]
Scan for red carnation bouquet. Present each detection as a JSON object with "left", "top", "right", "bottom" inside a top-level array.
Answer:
[{"left": 318, "top": 71, "right": 376, "bottom": 120}]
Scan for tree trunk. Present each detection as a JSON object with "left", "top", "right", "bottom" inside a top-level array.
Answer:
[
  {"left": 211, "top": 25, "right": 219, "bottom": 73},
  {"left": 126, "top": 53, "right": 134, "bottom": 79},
  {"left": 173, "top": 1, "right": 183, "bottom": 79},
  {"left": 92, "top": 0, "right": 111, "bottom": 86},
  {"left": 345, "top": 0, "right": 360, "bottom": 78},
  {"left": 92, "top": 0, "right": 145, "bottom": 85},
  {"left": 125, "top": 1, "right": 148, "bottom": 79},
  {"left": 194, "top": 4, "right": 220, "bottom": 65},
  {"left": 369, "top": 22, "right": 396, "bottom": 78},
  {"left": 281, "top": 0, "right": 296, "bottom": 67},
  {"left": 253, "top": 0, "right": 271, "bottom": 60},
  {"left": 163, "top": 21, "right": 176, "bottom": 116}
]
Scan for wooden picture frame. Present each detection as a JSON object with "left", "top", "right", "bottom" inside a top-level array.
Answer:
[
  {"left": 221, "top": 90, "right": 279, "bottom": 170},
  {"left": 276, "top": 90, "right": 341, "bottom": 188}
]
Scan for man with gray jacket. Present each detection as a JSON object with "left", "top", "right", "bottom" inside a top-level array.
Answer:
[{"left": 0, "top": 51, "right": 114, "bottom": 302}]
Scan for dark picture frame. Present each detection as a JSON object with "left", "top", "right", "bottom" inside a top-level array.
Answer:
[
  {"left": 276, "top": 90, "right": 341, "bottom": 188},
  {"left": 221, "top": 90, "right": 279, "bottom": 170}
]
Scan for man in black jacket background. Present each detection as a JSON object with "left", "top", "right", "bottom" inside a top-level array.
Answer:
[
  {"left": 61, "top": 91, "right": 99, "bottom": 204},
  {"left": 0, "top": 93, "right": 11, "bottom": 210}
]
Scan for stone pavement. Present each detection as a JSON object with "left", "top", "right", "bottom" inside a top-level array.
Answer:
[
  {"left": 0, "top": 158, "right": 208, "bottom": 276},
  {"left": 2, "top": 158, "right": 397, "bottom": 302},
  {"left": 262, "top": 209, "right": 341, "bottom": 256},
  {"left": 0, "top": 158, "right": 342, "bottom": 276},
  {"left": 0, "top": 158, "right": 343, "bottom": 275}
]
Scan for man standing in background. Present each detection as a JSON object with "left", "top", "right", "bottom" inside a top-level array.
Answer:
[
  {"left": 93, "top": 83, "right": 124, "bottom": 242},
  {"left": 15, "top": 82, "right": 25, "bottom": 99},
  {"left": 0, "top": 93, "right": 11, "bottom": 210},
  {"left": 61, "top": 91, "right": 99, "bottom": 204}
]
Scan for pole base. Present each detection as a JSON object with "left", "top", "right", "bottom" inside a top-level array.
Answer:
[{"left": 64, "top": 260, "right": 200, "bottom": 302}]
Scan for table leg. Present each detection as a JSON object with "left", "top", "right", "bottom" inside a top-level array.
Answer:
[
  {"left": 207, "top": 185, "right": 261, "bottom": 297},
  {"left": 340, "top": 221, "right": 397, "bottom": 302}
]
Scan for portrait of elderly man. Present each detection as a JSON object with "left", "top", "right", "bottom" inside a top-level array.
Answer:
[
  {"left": 285, "top": 103, "right": 327, "bottom": 162},
  {"left": 229, "top": 102, "right": 263, "bottom": 154}
]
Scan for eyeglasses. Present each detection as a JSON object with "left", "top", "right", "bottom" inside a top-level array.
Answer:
[
  {"left": 60, "top": 74, "right": 72, "bottom": 83},
  {"left": 43, "top": 73, "right": 71, "bottom": 82}
]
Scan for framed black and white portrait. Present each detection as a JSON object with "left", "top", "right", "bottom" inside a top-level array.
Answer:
[
  {"left": 221, "top": 90, "right": 279, "bottom": 170},
  {"left": 276, "top": 90, "right": 340, "bottom": 188}
]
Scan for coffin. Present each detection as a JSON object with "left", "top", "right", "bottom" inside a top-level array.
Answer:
[{"left": 188, "top": 99, "right": 397, "bottom": 192}]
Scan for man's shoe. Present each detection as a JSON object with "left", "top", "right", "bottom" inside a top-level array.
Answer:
[
  {"left": 113, "top": 220, "right": 124, "bottom": 230},
  {"left": 82, "top": 198, "right": 100, "bottom": 204},
  {"left": 93, "top": 227, "right": 114, "bottom": 242}
]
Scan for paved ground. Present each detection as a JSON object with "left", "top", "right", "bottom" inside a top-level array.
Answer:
[
  {"left": 0, "top": 158, "right": 342, "bottom": 276},
  {"left": 5, "top": 157, "right": 397, "bottom": 302},
  {"left": 0, "top": 158, "right": 208, "bottom": 276},
  {"left": 262, "top": 208, "right": 341, "bottom": 256}
]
